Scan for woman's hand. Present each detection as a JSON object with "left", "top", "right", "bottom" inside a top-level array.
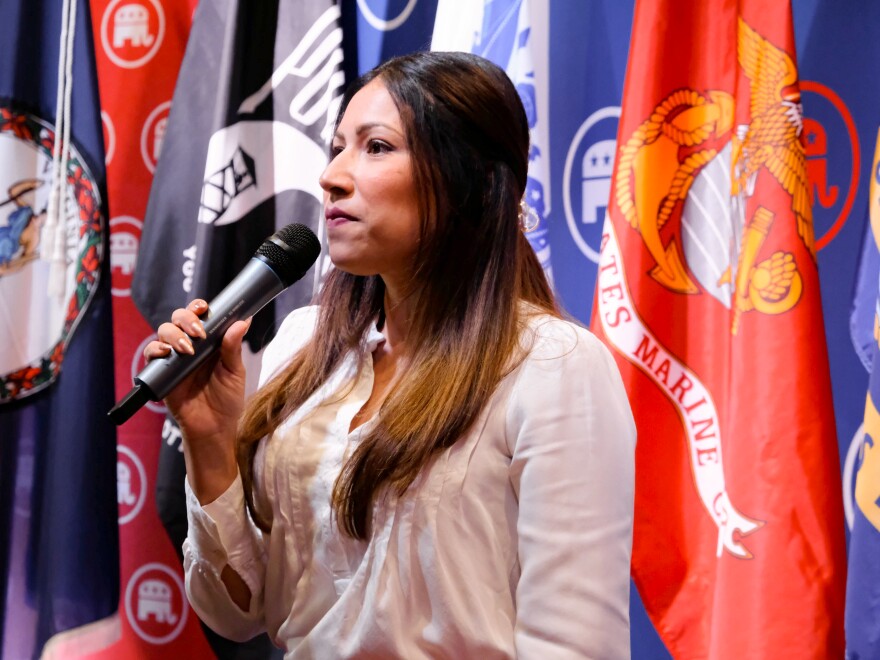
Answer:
[{"left": 144, "top": 298, "right": 251, "bottom": 503}]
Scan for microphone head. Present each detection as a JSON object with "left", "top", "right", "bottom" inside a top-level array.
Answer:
[{"left": 257, "top": 223, "right": 321, "bottom": 286}]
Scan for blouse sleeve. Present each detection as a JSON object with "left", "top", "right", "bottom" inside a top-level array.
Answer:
[
  {"left": 183, "top": 474, "right": 267, "bottom": 641},
  {"left": 506, "top": 320, "right": 636, "bottom": 659},
  {"left": 182, "top": 305, "right": 320, "bottom": 641}
]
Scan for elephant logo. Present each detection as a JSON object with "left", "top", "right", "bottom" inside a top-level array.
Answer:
[{"left": 125, "top": 563, "right": 188, "bottom": 644}]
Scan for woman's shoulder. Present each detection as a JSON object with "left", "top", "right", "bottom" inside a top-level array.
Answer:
[
  {"left": 258, "top": 305, "right": 321, "bottom": 386},
  {"left": 519, "top": 308, "right": 609, "bottom": 364},
  {"left": 507, "top": 307, "right": 636, "bottom": 452}
]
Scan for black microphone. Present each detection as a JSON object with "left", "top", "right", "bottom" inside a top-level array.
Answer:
[{"left": 108, "top": 223, "right": 321, "bottom": 425}]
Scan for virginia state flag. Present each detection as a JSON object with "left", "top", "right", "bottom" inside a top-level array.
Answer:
[
  {"left": 846, "top": 129, "right": 880, "bottom": 660},
  {"left": 0, "top": 0, "right": 119, "bottom": 656},
  {"left": 592, "top": 0, "right": 846, "bottom": 656}
]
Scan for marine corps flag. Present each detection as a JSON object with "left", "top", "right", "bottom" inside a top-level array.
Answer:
[{"left": 592, "top": 0, "right": 846, "bottom": 656}]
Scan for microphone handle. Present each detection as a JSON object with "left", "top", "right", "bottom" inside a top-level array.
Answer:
[{"left": 136, "top": 257, "right": 284, "bottom": 401}]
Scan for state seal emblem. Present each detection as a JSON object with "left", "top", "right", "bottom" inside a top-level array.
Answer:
[{"left": 0, "top": 101, "right": 104, "bottom": 402}]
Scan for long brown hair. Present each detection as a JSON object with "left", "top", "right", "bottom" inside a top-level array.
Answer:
[{"left": 236, "top": 52, "right": 558, "bottom": 539}]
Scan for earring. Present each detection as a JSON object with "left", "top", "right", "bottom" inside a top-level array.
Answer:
[{"left": 519, "top": 199, "right": 539, "bottom": 233}]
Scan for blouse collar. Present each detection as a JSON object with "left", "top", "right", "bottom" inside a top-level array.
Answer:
[{"left": 364, "top": 318, "right": 386, "bottom": 353}]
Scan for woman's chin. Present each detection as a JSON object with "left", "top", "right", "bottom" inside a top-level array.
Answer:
[{"left": 327, "top": 254, "right": 376, "bottom": 278}]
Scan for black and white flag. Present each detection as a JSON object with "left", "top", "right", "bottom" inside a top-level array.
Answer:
[
  {"left": 133, "top": 0, "right": 344, "bottom": 351},
  {"left": 131, "top": 7, "right": 344, "bottom": 655}
]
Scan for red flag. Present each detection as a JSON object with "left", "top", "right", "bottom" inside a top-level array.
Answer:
[{"left": 592, "top": 0, "right": 846, "bottom": 656}]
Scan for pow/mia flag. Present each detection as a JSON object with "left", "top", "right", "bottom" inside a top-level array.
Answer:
[
  {"left": 132, "top": 0, "right": 343, "bottom": 351},
  {"left": 131, "top": 3, "right": 343, "bottom": 658}
]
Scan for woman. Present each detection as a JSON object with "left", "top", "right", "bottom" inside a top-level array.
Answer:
[{"left": 147, "top": 51, "right": 636, "bottom": 658}]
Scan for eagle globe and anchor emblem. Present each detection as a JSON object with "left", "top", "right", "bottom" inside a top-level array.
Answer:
[
  {"left": 610, "top": 19, "right": 814, "bottom": 558},
  {"left": 0, "top": 101, "right": 104, "bottom": 402},
  {"left": 616, "top": 18, "right": 810, "bottom": 334}
]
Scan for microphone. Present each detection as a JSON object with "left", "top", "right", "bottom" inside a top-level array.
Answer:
[{"left": 108, "top": 223, "right": 321, "bottom": 425}]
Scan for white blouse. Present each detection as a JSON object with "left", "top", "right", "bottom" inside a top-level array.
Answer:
[{"left": 183, "top": 305, "right": 636, "bottom": 659}]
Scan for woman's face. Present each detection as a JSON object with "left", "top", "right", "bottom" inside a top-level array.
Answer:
[{"left": 320, "top": 79, "right": 422, "bottom": 286}]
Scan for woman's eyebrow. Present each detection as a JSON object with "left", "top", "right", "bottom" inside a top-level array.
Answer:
[
  {"left": 354, "top": 122, "right": 403, "bottom": 137},
  {"left": 332, "top": 122, "right": 404, "bottom": 143}
]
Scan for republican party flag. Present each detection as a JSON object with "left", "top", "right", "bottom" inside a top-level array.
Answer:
[
  {"left": 0, "top": 0, "right": 119, "bottom": 656},
  {"left": 432, "top": 0, "right": 554, "bottom": 281},
  {"left": 592, "top": 0, "right": 847, "bottom": 656},
  {"left": 845, "top": 129, "right": 880, "bottom": 659}
]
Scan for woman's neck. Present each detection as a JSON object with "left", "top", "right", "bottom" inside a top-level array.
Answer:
[{"left": 381, "top": 286, "right": 412, "bottom": 353}]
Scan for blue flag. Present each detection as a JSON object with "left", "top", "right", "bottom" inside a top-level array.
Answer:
[
  {"left": 846, "top": 129, "right": 880, "bottom": 660},
  {"left": 433, "top": 0, "right": 554, "bottom": 281},
  {"left": 0, "top": 0, "right": 119, "bottom": 657},
  {"left": 850, "top": 139, "right": 880, "bottom": 373},
  {"left": 351, "top": 0, "right": 439, "bottom": 74}
]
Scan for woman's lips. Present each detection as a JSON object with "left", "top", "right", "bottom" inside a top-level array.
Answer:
[{"left": 325, "top": 209, "right": 358, "bottom": 228}]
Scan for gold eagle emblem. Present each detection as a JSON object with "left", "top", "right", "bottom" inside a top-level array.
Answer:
[
  {"left": 614, "top": 18, "right": 810, "bottom": 333},
  {"left": 733, "top": 17, "right": 814, "bottom": 258}
]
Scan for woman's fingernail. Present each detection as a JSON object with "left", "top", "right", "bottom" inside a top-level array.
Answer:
[
  {"left": 191, "top": 321, "right": 206, "bottom": 338},
  {"left": 145, "top": 343, "right": 171, "bottom": 362},
  {"left": 178, "top": 337, "right": 195, "bottom": 355}
]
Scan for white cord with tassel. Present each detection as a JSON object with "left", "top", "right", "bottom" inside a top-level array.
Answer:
[{"left": 43, "top": 0, "right": 77, "bottom": 299}]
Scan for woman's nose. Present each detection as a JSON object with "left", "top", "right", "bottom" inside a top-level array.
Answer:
[{"left": 319, "top": 149, "right": 352, "bottom": 195}]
